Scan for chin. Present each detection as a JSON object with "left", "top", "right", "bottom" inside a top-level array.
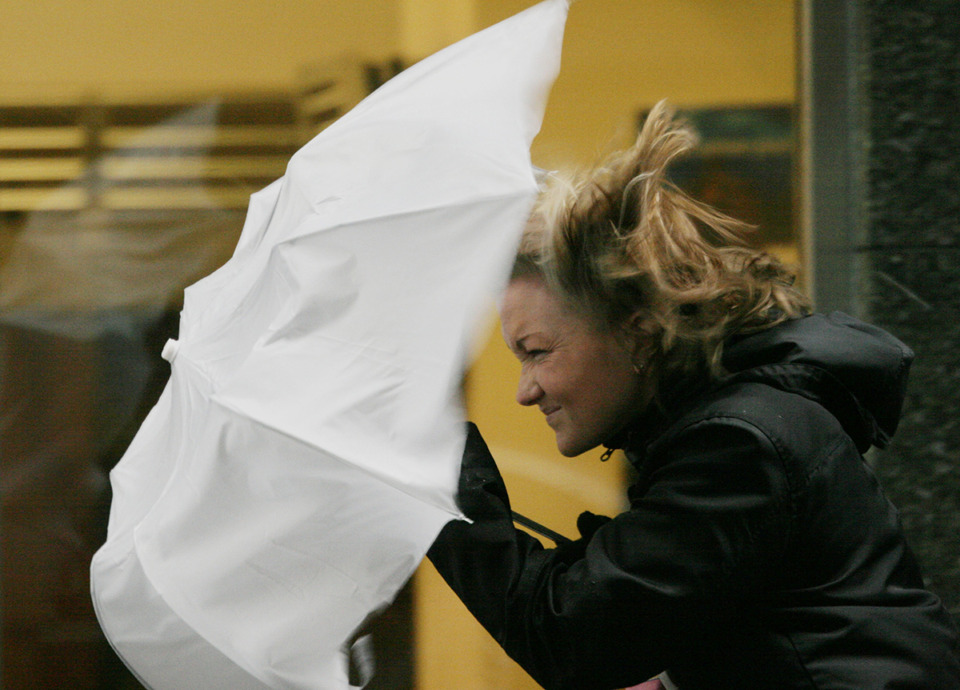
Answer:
[{"left": 555, "top": 433, "right": 598, "bottom": 458}]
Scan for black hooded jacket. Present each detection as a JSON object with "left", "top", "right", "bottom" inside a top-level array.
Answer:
[{"left": 427, "top": 312, "right": 960, "bottom": 689}]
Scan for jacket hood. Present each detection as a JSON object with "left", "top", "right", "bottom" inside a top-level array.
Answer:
[{"left": 722, "top": 312, "right": 914, "bottom": 453}]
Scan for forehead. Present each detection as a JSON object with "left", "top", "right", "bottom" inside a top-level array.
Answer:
[{"left": 500, "top": 276, "right": 581, "bottom": 341}]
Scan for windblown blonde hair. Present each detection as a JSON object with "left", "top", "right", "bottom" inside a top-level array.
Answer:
[{"left": 517, "top": 100, "right": 810, "bottom": 405}]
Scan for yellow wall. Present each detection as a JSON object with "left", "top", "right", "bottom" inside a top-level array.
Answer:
[
  {"left": 478, "top": 0, "right": 796, "bottom": 168},
  {"left": 1, "top": 0, "right": 399, "bottom": 102},
  {"left": 3, "top": 1, "right": 795, "bottom": 687}
]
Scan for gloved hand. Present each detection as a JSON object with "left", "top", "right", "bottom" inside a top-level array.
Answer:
[
  {"left": 452, "top": 423, "right": 612, "bottom": 563},
  {"left": 454, "top": 422, "right": 512, "bottom": 521},
  {"left": 576, "top": 510, "right": 612, "bottom": 540},
  {"left": 553, "top": 510, "right": 612, "bottom": 563}
]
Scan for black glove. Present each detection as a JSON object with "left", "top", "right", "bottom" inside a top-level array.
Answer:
[
  {"left": 454, "top": 422, "right": 512, "bottom": 521},
  {"left": 576, "top": 510, "right": 612, "bottom": 540},
  {"left": 553, "top": 510, "right": 613, "bottom": 563},
  {"left": 451, "top": 423, "right": 613, "bottom": 563}
]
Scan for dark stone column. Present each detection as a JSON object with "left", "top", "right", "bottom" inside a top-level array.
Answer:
[{"left": 862, "top": 0, "right": 960, "bottom": 617}]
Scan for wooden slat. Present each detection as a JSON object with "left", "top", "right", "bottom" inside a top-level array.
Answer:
[
  {"left": 697, "top": 139, "right": 793, "bottom": 156},
  {"left": 0, "top": 158, "right": 86, "bottom": 181},
  {"left": 98, "top": 155, "right": 288, "bottom": 180},
  {"left": 0, "top": 126, "right": 86, "bottom": 150},
  {"left": 0, "top": 187, "right": 88, "bottom": 211},
  {"left": 100, "top": 186, "right": 254, "bottom": 210},
  {"left": 0, "top": 83, "right": 374, "bottom": 211},
  {"left": 101, "top": 125, "right": 300, "bottom": 149},
  {"left": 298, "top": 55, "right": 370, "bottom": 135},
  {"left": 298, "top": 88, "right": 345, "bottom": 120}
]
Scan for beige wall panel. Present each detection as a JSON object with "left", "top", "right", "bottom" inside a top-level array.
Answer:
[
  {"left": 398, "top": 0, "right": 475, "bottom": 61},
  {"left": 1, "top": 0, "right": 399, "bottom": 101},
  {"left": 479, "top": 0, "right": 796, "bottom": 167}
]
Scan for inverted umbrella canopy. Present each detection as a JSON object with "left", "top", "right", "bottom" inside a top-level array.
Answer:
[{"left": 90, "top": 1, "right": 569, "bottom": 688}]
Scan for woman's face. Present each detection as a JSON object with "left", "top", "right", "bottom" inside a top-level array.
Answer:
[{"left": 500, "top": 275, "right": 644, "bottom": 457}]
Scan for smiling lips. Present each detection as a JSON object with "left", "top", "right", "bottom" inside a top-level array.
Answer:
[{"left": 540, "top": 406, "right": 561, "bottom": 425}]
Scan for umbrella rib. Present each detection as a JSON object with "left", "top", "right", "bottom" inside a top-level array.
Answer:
[
  {"left": 277, "top": 185, "right": 540, "bottom": 243},
  {"left": 209, "top": 394, "right": 467, "bottom": 520}
]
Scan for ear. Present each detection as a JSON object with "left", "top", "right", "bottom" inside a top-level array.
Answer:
[
  {"left": 619, "top": 310, "right": 650, "bottom": 360},
  {"left": 625, "top": 310, "right": 646, "bottom": 332}
]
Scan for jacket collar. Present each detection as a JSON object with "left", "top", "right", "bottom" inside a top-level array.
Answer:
[{"left": 603, "top": 374, "right": 711, "bottom": 469}]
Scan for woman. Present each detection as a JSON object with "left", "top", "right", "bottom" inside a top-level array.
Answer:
[{"left": 427, "top": 102, "right": 960, "bottom": 689}]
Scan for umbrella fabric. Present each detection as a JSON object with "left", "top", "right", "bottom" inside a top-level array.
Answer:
[{"left": 90, "top": 1, "right": 568, "bottom": 688}]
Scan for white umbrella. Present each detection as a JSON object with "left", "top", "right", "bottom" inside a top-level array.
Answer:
[{"left": 90, "top": 1, "right": 569, "bottom": 688}]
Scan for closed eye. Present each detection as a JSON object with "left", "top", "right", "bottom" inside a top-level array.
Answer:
[{"left": 512, "top": 336, "right": 552, "bottom": 361}]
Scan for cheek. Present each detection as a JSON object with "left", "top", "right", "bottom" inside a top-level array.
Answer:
[
  {"left": 534, "top": 367, "right": 564, "bottom": 401},
  {"left": 542, "top": 336, "right": 637, "bottom": 414},
  {"left": 543, "top": 359, "right": 591, "bottom": 402},
  {"left": 553, "top": 364, "right": 622, "bottom": 416},
  {"left": 586, "top": 356, "right": 641, "bottom": 413}
]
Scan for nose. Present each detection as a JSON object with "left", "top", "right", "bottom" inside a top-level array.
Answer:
[{"left": 515, "top": 367, "right": 543, "bottom": 406}]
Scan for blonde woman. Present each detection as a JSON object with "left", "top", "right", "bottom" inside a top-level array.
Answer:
[{"left": 427, "top": 102, "right": 960, "bottom": 689}]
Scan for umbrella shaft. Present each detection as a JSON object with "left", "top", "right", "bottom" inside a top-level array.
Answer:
[{"left": 511, "top": 511, "right": 570, "bottom": 545}]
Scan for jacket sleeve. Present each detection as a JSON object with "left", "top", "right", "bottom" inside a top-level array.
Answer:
[{"left": 426, "top": 420, "right": 792, "bottom": 690}]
